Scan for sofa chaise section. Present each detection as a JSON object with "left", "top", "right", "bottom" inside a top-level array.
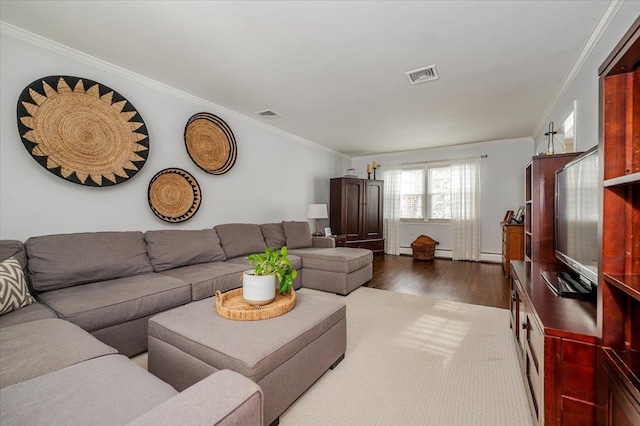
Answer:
[
  {"left": 25, "top": 232, "right": 192, "bottom": 356},
  {"left": 279, "top": 221, "right": 373, "bottom": 295},
  {"left": 0, "top": 353, "right": 263, "bottom": 426},
  {"left": 288, "top": 247, "right": 373, "bottom": 295},
  {"left": 0, "top": 303, "right": 263, "bottom": 425},
  {"left": 0, "top": 318, "right": 117, "bottom": 389}
]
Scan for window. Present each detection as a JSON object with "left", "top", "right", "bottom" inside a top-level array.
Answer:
[
  {"left": 399, "top": 164, "right": 451, "bottom": 221},
  {"left": 400, "top": 169, "right": 425, "bottom": 219},
  {"left": 427, "top": 165, "right": 451, "bottom": 220}
]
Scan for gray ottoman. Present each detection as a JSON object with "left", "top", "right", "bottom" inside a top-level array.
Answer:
[
  {"left": 288, "top": 247, "right": 373, "bottom": 295},
  {"left": 148, "top": 292, "right": 346, "bottom": 426}
]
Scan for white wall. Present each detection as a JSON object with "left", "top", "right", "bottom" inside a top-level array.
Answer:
[
  {"left": 0, "top": 33, "right": 350, "bottom": 241},
  {"left": 352, "top": 138, "right": 533, "bottom": 259},
  {"left": 533, "top": 1, "right": 640, "bottom": 153}
]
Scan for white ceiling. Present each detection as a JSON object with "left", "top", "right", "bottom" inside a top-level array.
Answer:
[{"left": 0, "top": 1, "right": 611, "bottom": 156}]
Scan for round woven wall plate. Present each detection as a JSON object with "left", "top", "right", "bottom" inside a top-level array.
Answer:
[
  {"left": 16, "top": 75, "right": 149, "bottom": 187},
  {"left": 148, "top": 168, "right": 201, "bottom": 223},
  {"left": 184, "top": 112, "right": 237, "bottom": 175}
]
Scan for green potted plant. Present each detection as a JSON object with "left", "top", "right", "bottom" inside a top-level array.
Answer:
[{"left": 242, "top": 246, "right": 297, "bottom": 305}]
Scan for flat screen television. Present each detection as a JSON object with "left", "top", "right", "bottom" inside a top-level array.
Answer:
[{"left": 554, "top": 146, "right": 599, "bottom": 294}]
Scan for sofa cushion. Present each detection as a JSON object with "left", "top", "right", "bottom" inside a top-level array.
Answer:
[
  {"left": 214, "top": 224, "right": 266, "bottom": 259},
  {"left": 0, "top": 240, "right": 34, "bottom": 297},
  {"left": 0, "top": 355, "right": 177, "bottom": 426},
  {"left": 288, "top": 247, "right": 373, "bottom": 273},
  {"left": 0, "top": 240, "right": 27, "bottom": 270},
  {"left": 260, "top": 223, "right": 286, "bottom": 249},
  {"left": 0, "top": 318, "right": 117, "bottom": 388},
  {"left": 26, "top": 232, "right": 153, "bottom": 292},
  {"left": 0, "top": 302, "right": 56, "bottom": 329},
  {"left": 0, "top": 256, "right": 35, "bottom": 315},
  {"left": 145, "top": 229, "right": 226, "bottom": 272},
  {"left": 282, "top": 221, "right": 312, "bottom": 249},
  {"left": 37, "top": 273, "right": 191, "bottom": 332},
  {"left": 159, "top": 262, "right": 248, "bottom": 301}
]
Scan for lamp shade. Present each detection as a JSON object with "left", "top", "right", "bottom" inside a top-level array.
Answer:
[{"left": 307, "top": 204, "right": 328, "bottom": 219}]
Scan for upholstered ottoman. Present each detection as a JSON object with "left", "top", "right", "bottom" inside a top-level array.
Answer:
[
  {"left": 288, "top": 247, "right": 373, "bottom": 295},
  {"left": 147, "top": 291, "right": 346, "bottom": 426}
]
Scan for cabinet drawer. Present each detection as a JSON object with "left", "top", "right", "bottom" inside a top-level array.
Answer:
[
  {"left": 527, "top": 315, "right": 543, "bottom": 375},
  {"left": 526, "top": 351, "right": 542, "bottom": 420},
  {"left": 346, "top": 239, "right": 384, "bottom": 252}
]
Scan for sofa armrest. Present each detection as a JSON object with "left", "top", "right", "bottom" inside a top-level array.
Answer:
[
  {"left": 127, "top": 370, "right": 263, "bottom": 426},
  {"left": 312, "top": 237, "right": 335, "bottom": 248}
]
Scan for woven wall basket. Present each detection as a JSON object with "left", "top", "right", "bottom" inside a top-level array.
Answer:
[
  {"left": 16, "top": 75, "right": 149, "bottom": 187},
  {"left": 184, "top": 112, "right": 237, "bottom": 175},
  {"left": 148, "top": 168, "right": 201, "bottom": 223}
]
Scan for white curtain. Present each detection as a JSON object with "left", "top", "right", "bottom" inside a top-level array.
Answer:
[
  {"left": 451, "top": 157, "right": 482, "bottom": 261},
  {"left": 383, "top": 165, "right": 402, "bottom": 255}
]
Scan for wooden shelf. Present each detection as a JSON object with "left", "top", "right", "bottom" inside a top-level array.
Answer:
[
  {"left": 604, "top": 172, "right": 640, "bottom": 187},
  {"left": 525, "top": 154, "right": 580, "bottom": 264},
  {"left": 603, "top": 273, "right": 640, "bottom": 300},
  {"left": 598, "top": 17, "right": 640, "bottom": 425}
]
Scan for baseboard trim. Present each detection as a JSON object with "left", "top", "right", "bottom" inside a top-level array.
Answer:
[{"left": 397, "top": 247, "right": 501, "bottom": 263}]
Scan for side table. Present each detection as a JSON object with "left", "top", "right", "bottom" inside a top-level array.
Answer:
[{"left": 329, "top": 234, "right": 346, "bottom": 247}]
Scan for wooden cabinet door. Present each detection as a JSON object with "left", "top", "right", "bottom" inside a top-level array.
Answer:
[
  {"left": 343, "top": 179, "right": 364, "bottom": 240},
  {"left": 364, "top": 180, "right": 383, "bottom": 239}
]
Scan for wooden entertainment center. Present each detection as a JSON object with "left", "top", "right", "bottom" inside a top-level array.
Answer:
[
  {"left": 511, "top": 153, "right": 598, "bottom": 426},
  {"left": 510, "top": 17, "right": 640, "bottom": 425}
]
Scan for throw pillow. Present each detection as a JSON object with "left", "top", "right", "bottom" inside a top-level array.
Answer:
[
  {"left": 0, "top": 256, "right": 36, "bottom": 315},
  {"left": 282, "top": 221, "right": 313, "bottom": 249}
]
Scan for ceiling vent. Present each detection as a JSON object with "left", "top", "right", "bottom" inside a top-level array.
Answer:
[
  {"left": 255, "top": 109, "right": 281, "bottom": 119},
  {"left": 405, "top": 64, "right": 438, "bottom": 85}
]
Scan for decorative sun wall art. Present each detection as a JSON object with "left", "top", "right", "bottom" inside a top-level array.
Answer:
[{"left": 16, "top": 75, "right": 149, "bottom": 187}]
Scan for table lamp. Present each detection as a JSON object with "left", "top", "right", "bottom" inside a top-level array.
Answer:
[{"left": 307, "top": 204, "right": 328, "bottom": 236}]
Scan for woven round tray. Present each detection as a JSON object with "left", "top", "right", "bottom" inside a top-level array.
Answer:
[{"left": 215, "top": 288, "right": 296, "bottom": 321}]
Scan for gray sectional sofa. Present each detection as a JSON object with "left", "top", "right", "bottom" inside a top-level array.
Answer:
[
  {"left": 0, "top": 318, "right": 263, "bottom": 426},
  {"left": 0, "top": 220, "right": 373, "bottom": 425}
]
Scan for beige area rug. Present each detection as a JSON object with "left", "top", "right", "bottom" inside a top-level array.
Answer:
[
  {"left": 132, "top": 287, "right": 533, "bottom": 425},
  {"left": 279, "top": 287, "right": 533, "bottom": 426}
]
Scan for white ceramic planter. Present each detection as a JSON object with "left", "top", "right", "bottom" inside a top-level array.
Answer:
[{"left": 242, "top": 270, "right": 276, "bottom": 305}]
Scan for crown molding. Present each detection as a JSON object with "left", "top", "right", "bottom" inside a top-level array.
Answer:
[
  {"left": 532, "top": 0, "right": 623, "bottom": 138},
  {"left": 351, "top": 136, "right": 532, "bottom": 161},
  {"left": 0, "top": 21, "right": 350, "bottom": 160}
]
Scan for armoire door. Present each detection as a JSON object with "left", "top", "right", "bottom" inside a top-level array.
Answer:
[
  {"left": 343, "top": 179, "right": 364, "bottom": 240},
  {"left": 364, "top": 180, "right": 383, "bottom": 239}
]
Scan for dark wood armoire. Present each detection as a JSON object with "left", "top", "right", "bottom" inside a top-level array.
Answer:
[{"left": 329, "top": 178, "right": 384, "bottom": 254}]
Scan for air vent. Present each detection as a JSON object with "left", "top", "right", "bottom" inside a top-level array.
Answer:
[
  {"left": 405, "top": 64, "right": 438, "bottom": 85},
  {"left": 255, "top": 109, "right": 282, "bottom": 119}
]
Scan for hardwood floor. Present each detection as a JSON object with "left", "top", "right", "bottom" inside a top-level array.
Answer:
[{"left": 365, "top": 255, "right": 510, "bottom": 309}]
